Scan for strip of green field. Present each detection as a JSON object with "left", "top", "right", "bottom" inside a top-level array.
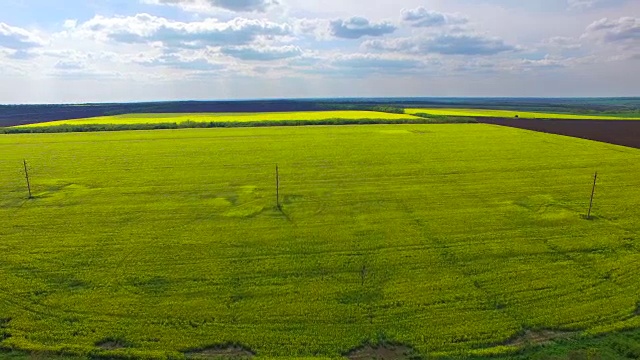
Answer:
[
  {"left": 406, "top": 108, "right": 640, "bottom": 120},
  {"left": 18, "top": 111, "right": 422, "bottom": 128},
  {"left": 1, "top": 125, "right": 640, "bottom": 359}
]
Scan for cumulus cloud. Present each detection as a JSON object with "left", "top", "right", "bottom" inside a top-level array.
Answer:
[
  {"left": 142, "top": 0, "right": 279, "bottom": 13},
  {"left": 365, "top": 33, "right": 516, "bottom": 56},
  {"left": 0, "top": 23, "right": 45, "bottom": 50},
  {"left": 54, "top": 60, "right": 85, "bottom": 70},
  {"left": 569, "top": 0, "right": 599, "bottom": 9},
  {"left": 520, "top": 56, "right": 567, "bottom": 70},
  {"left": 568, "top": 0, "right": 630, "bottom": 10},
  {"left": 584, "top": 17, "right": 640, "bottom": 43},
  {"left": 135, "top": 53, "right": 223, "bottom": 70},
  {"left": 294, "top": 53, "right": 426, "bottom": 77},
  {"left": 72, "top": 14, "right": 292, "bottom": 49},
  {"left": 63, "top": 19, "right": 78, "bottom": 29},
  {"left": 447, "top": 55, "right": 593, "bottom": 75},
  {"left": 293, "top": 18, "right": 332, "bottom": 40},
  {"left": 8, "top": 50, "right": 39, "bottom": 60},
  {"left": 221, "top": 45, "right": 302, "bottom": 60},
  {"left": 427, "top": 35, "right": 516, "bottom": 55},
  {"left": 331, "top": 53, "right": 422, "bottom": 70},
  {"left": 542, "top": 36, "right": 582, "bottom": 50},
  {"left": 401, "top": 7, "right": 468, "bottom": 27},
  {"left": 330, "top": 17, "right": 396, "bottom": 39}
]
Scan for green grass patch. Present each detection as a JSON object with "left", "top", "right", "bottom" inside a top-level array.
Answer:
[
  {"left": 1, "top": 125, "right": 640, "bottom": 358},
  {"left": 406, "top": 108, "right": 640, "bottom": 120}
]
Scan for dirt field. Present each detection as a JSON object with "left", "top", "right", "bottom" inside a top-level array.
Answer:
[{"left": 478, "top": 118, "right": 640, "bottom": 149}]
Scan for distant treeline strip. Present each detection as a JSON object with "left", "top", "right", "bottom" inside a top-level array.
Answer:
[
  {"left": 319, "top": 105, "right": 406, "bottom": 114},
  {"left": 0, "top": 117, "right": 476, "bottom": 134}
]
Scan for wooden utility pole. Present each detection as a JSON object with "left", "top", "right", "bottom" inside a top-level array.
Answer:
[
  {"left": 587, "top": 171, "right": 597, "bottom": 219},
  {"left": 276, "top": 164, "right": 280, "bottom": 209},
  {"left": 23, "top": 159, "right": 32, "bottom": 199},
  {"left": 360, "top": 264, "right": 367, "bottom": 286}
]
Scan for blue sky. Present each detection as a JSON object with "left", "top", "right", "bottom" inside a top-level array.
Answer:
[{"left": 0, "top": 0, "right": 638, "bottom": 103}]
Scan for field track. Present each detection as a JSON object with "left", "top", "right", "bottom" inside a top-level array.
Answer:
[{"left": 478, "top": 118, "right": 640, "bottom": 149}]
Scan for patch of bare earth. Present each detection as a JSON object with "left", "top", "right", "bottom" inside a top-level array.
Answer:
[
  {"left": 185, "top": 345, "right": 255, "bottom": 359},
  {"left": 477, "top": 118, "right": 640, "bottom": 150},
  {"left": 96, "top": 340, "right": 127, "bottom": 350},
  {"left": 346, "top": 344, "right": 418, "bottom": 360},
  {"left": 507, "top": 330, "right": 576, "bottom": 347}
]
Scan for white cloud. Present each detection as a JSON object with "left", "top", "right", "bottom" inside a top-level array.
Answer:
[
  {"left": 294, "top": 52, "right": 428, "bottom": 77},
  {"left": 364, "top": 33, "right": 517, "bottom": 56},
  {"left": 542, "top": 36, "right": 583, "bottom": 50},
  {"left": 401, "top": 7, "right": 468, "bottom": 28},
  {"left": 567, "top": 0, "right": 630, "bottom": 10},
  {"left": 54, "top": 59, "right": 85, "bottom": 70},
  {"left": 69, "top": 14, "right": 292, "bottom": 49},
  {"left": 7, "top": 50, "right": 36, "bottom": 60},
  {"left": 293, "top": 18, "right": 332, "bottom": 40},
  {"left": 221, "top": 45, "right": 302, "bottom": 60},
  {"left": 134, "top": 52, "right": 224, "bottom": 70},
  {"left": 520, "top": 56, "right": 568, "bottom": 70},
  {"left": 0, "top": 23, "right": 45, "bottom": 50},
  {"left": 331, "top": 53, "right": 423, "bottom": 70},
  {"left": 63, "top": 20, "right": 78, "bottom": 29},
  {"left": 330, "top": 17, "right": 397, "bottom": 39},
  {"left": 569, "top": 0, "right": 598, "bottom": 9},
  {"left": 584, "top": 17, "right": 640, "bottom": 43},
  {"left": 1, "top": 0, "right": 640, "bottom": 102},
  {"left": 142, "top": 0, "right": 279, "bottom": 13}
]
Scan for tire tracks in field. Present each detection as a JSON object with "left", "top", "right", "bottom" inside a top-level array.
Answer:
[
  {"left": 0, "top": 282, "right": 143, "bottom": 324},
  {"left": 0, "top": 284, "right": 53, "bottom": 318},
  {"left": 539, "top": 231, "right": 640, "bottom": 326},
  {"left": 541, "top": 212, "right": 640, "bottom": 292},
  {"left": 397, "top": 200, "right": 523, "bottom": 333}
]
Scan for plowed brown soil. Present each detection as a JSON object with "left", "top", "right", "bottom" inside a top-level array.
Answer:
[{"left": 478, "top": 118, "right": 640, "bottom": 149}]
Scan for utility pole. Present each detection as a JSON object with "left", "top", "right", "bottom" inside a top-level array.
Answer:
[
  {"left": 276, "top": 164, "right": 281, "bottom": 210},
  {"left": 23, "top": 159, "right": 32, "bottom": 199},
  {"left": 360, "top": 264, "right": 367, "bottom": 286},
  {"left": 587, "top": 171, "right": 597, "bottom": 219}
]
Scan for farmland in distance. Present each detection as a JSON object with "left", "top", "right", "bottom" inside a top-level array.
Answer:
[
  {"left": 405, "top": 108, "right": 640, "bottom": 120},
  {"left": 17, "top": 111, "right": 421, "bottom": 128}
]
